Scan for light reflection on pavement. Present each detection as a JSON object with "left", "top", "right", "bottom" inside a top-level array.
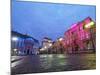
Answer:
[{"left": 11, "top": 54, "right": 96, "bottom": 75}]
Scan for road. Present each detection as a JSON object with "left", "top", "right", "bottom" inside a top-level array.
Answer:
[{"left": 11, "top": 53, "right": 96, "bottom": 75}]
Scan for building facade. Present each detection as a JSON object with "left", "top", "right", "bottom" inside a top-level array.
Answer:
[
  {"left": 11, "top": 31, "right": 39, "bottom": 55},
  {"left": 63, "top": 17, "right": 96, "bottom": 53},
  {"left": 52, "top": 38, "right": 65, "bottom": 54},
  {"left": 40, "top": 37, "right": 53, "bottom": 54}
]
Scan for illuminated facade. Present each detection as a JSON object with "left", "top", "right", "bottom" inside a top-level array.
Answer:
[
  {"left": 40, "top": 37, "right": 53, "bottom": 54},
  {"left": 64, "top": 17, "right": 96, "bottom": 53},
  {"left": 52, "top": 38, "right": 65, "bottom": 54},
  {"left": 11, "top": 31, "right": 39, "bottom": 55}
]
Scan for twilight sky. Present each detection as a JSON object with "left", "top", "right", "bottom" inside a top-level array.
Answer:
[{"left": 11, "top": 1, "right": 96, "bottom": 41}]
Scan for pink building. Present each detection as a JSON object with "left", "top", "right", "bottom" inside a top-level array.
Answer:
[{"left": 63, "top": 17, "right": 96, "bottom": 53}]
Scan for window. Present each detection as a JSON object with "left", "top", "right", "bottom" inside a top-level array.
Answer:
[
  {"left": 80, "top": 26, "right": 83, "bottom": 31},
  {"left": 86, "top": 33, "right": 89, "bottom": 38}
]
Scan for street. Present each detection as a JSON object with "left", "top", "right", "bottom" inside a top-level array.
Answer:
[{"left": 11, "top": 53, "right": 96, "bottom": 75}]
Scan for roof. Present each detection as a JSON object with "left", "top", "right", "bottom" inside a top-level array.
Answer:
[{"left": 11, "top": 31, "right": 39, "bottom": 43}]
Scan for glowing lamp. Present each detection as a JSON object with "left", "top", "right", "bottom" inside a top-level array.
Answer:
[
  {"left": 40, "top": 48, "right": 44, "bottom": 51},
  {"left": 44, "top": 46, "right": 47, "bottom": 49},
  {"left": 13, "top": 49, "right": 17, "bottom": 51},
  {"left": 58, "top": 38, "right": 63, "bottom": 41},
  {"left": 49, "top": 43, "right": 52, "bottom": 47},
  {"left": 12, "top": 37, "right": 18, "bottom": 41},
  {"left": 84, "top": 21, "right": 95, "bottom": 28}
]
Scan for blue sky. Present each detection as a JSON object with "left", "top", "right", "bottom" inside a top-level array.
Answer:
[{"left": 12, "top": 1, "right": 96, "bottom": 41}]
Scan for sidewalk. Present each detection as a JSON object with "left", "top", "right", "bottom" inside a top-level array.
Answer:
[
  {"left": 11, "top": 56, "right": 23, "bottom": 62},
  {"left": 11, "top": 56, "right": 26, "bottom": 68}
]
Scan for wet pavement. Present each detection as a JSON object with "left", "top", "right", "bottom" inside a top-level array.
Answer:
[{"left": 11, "top": 53, "right": 96, "bottom": 75}]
